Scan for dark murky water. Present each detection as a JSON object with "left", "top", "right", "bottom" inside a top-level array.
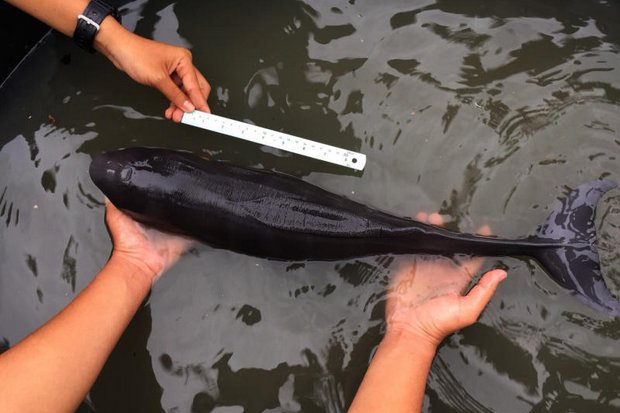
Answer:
[{"left": 1, "top": 0, "right": 619, "bottom": 412}]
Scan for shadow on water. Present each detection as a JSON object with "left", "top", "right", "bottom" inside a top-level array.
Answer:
[{"left": 0, "top": 0, "right": 619, "bottom": 412}]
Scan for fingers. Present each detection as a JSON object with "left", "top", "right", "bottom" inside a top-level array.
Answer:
[
  {"left": 156, "top": 54, "right": 199, "bottom": 112},
  {"left": 153, "top": 48, "right": 210, "bottom": 122},
  {"left": 477, "top": 225, "right": 491, "bottom": 236},
  {"left": 415, "top": 210, "right": 491, "bottom": 278},
  {"left": 111, "top": 35, "right": 210, "bottom": 121},
  {"left": 454, "top": 224, "right": 491, "bottom": 278},
  {"left": 164, "top": 70, "right": 210, "bottom": 122},
  {"left": 104, "top": 198, "right": 134, "bottom": 234},
  {"left": 460, "top": 269, "right": 506, "bottom": 324},
  {"left": 428, "top": 213, "right": 443, "bottom": 226},
  {"left": 195, "top": 70, "right": 211, "bottom": 112},
  {"left": 104, "top": 198, "right": 122, "bottom": 239},
  {"left": 165, "top": 103, "right": 186, "bottom": 123},
  {"left": 176, "top": 62, "right": 205, "bottom": 109},
  {"left": 165, "top": 75, "right": 182, "bottom": 120},
  {"left": 158, "top": 75, "right": 195, "bottom": 113},
  {"left": 414, "top": 211, "right": 490, "bottom": 238},
  {"left": 104, "top": 197, "right": 117, "bottom": 220},
  {"left": 415, "top": 211, "right": 443, "bottom": 226},
  {"left": 165, "top": 104, "right": 175, "bottom": 120},
  {"left": 104, "top": 197, "right": 124, "bottom": 217},
  {"left": 174, "top": 54, "right": 210, "bottom": 111}
]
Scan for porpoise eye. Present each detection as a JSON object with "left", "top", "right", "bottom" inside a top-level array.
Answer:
[{"left": 120, "top": 167, "right": 133, "bottom": 182}]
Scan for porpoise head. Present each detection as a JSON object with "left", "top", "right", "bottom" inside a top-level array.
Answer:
[
  {"left": 89, "top": 149, "right": 139, "bottom": 203},
  {"left": 89, "top": 148, "right": 190, "bottom": 230}
]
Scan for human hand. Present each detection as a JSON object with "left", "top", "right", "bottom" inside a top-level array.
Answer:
[
  {"left": 104, "top": 199, "right": 192, "bottom": 283},
  {"left": 385, "top": 212, "right": 506, "bottom": 350},
  {"left": 96, "top": 27, "right": 211, "bottom": 122}
]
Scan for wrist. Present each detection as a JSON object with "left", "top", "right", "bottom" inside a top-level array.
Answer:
[
  {"left": 381, "top": 328, "right": 439, "bottom": 359},
  {"left": 73, "top": 0, "right": 123, "bottom": 53},
  {"left": 93, "top": 16, "right": 134, "bottom": 64},
  {"left": 106, "top": 253, "right": 157, "bottom": 287}
]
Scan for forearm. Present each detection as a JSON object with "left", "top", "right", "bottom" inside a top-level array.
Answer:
[
  {"left": 7, "top": 0, "right": 211, "bottom": 117},
  {"left": 7, "top": 0, "right": 90, "bottom": 36},
  {"left": 348, "top": 331, "right": 437, "bottom": 413},
  {"left": 0, "top": 255, "right": 152, "bottom": 413},
  {"left": 5, "top": 0, "right": 131, "bottom": 59}
]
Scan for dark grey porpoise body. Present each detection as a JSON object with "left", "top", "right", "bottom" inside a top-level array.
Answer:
[{"left": 90, "top": 147, "right": 620, "bottom": 316}]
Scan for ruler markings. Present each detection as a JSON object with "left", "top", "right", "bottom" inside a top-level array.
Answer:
[{"left": 181, "top": 111, "right": 366, "bottom": 171}]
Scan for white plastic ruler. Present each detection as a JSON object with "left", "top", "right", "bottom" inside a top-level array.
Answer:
[{"left": 181, "top": 111, "right": 366, "bottom": 171}]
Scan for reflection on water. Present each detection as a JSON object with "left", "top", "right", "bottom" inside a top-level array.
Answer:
[{"left": 1, "top": 0, "right": 619, "bottom": 412}]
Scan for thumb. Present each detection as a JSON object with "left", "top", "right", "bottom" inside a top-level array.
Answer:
[
  {"left": 157, "top": 76, "right": 195, "bottom": 112},
  {"left": 460, "top": 269, "right": 507, "bottom": 323}
]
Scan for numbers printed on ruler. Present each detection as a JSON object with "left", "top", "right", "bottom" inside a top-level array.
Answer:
[{"left": 181, "top": 110, "right": 366, "bottom": 171}]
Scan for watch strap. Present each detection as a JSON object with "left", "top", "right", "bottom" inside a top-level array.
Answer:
[{"left": 73, "top": 0, "right": 122, "bottom": 52}]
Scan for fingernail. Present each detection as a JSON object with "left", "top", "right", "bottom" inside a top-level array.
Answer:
[{"left": 183, "top": 100, "right": 195, "bottom": 112}]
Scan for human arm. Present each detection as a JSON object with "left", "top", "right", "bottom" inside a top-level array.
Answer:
[
  {"left": 0, "top": 201, "right": 190, "bottom": 413},
  {"left": 348, "top": 213, "right": 507, "bottom": 413},
  {"left": 5, "top": 0, "right": 210, "bottom": 121},
  {"left": 348, "top": 269, "right": 506, "bottom": 413}
]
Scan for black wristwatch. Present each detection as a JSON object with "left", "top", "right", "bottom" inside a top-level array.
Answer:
[{"left": 73, "top": 0, "right": 122, "bottom": 52}]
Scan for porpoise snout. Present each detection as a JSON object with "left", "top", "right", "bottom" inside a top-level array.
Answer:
[{"left": 89, "top": 151, "right": 137, "bottom": 199}]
